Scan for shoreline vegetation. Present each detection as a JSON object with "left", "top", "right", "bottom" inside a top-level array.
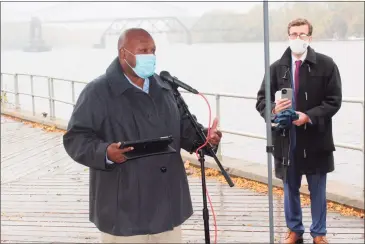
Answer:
[{"left": 190, "top": 2, "right": 364, "bottom": 43}]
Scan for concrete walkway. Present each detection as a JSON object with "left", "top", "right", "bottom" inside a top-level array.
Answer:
[{"left": 1, "top": 115, "right": 364, "bottom": 243}]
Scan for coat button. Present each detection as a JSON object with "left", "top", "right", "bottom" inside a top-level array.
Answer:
[{"left": 160, "top": 166, "right": 167, "bottom": 173}]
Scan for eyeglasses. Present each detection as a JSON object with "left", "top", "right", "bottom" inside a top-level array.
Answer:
[{"left": 289, "top": 33, "right": 310, "bottom": 40}]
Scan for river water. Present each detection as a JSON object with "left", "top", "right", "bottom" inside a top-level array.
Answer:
[{"left": 1, "top": 40, "right": 363, "bottom": 187}]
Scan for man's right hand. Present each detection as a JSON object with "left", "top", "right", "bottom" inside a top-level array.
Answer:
[
  {"left": 273, "top": 99, "right": 292, "bottom": 114},
  {"left": 106, "top": 142, "right": 134, "bottom": 164}
]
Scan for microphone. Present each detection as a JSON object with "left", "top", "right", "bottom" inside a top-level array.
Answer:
[{"left": 160, "top": 71, "right": 199, "bottom": 94}]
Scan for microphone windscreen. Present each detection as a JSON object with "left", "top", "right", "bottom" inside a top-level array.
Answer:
[{"left": 159, "top": 71, "right": 172, "bottom": 81}]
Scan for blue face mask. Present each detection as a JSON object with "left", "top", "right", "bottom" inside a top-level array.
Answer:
[{"left": 124, "top": 49, "right": 156, "bottom": 79}]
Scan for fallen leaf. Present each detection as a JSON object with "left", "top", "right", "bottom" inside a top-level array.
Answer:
[{"left": 187, "top": 163, "right": 364, "bottom": 218}]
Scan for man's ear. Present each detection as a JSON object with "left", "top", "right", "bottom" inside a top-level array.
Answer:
[{"left": 119, "top": 48, "right": 126, "bottom": 59}]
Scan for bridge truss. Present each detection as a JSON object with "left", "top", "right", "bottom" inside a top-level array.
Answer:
[{"left": 93, "top": 16, "right": 191, "bottom": 48}]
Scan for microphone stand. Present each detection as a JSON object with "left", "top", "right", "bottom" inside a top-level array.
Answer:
[{"left": 171, "top": 86, "right": 234, "bottom": 244}]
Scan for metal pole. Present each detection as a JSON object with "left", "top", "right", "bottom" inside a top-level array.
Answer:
[
  {"left": 30, "top": 75, "right": 35, "bottom": 116},
  {"left": 71, "top": 81, "right": 76, "bottom": 108},
  {"left": 360, "top": 102, "right": 365, "bottom": 188},
  {"left": 1, "top": 73, "right": 3, "bottom": 92},
  {"left": 0, "top": 73, "right": 3, "bottom": 107},
  {"left": 14, "top": 74, "right": 20, "bottom": 110},
  {"left": 216, "top": 94, "right": 222, "bottom": 160},
  {"left": 263, "top": 1, "right": 275, "bottom": 243},
  {"left": 48, "top": 78, "right": 55, "bottom": 119}
]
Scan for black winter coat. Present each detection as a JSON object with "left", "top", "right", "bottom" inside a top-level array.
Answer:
[
  {"left": 63, "top": 57, "right": 212, "bottom": 236},
  {"left": 256, "top": 47, "right": 342, "bottom": 178}
]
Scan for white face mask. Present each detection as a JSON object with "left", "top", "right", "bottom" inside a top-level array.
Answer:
[{"left": 289, "top": 38, "right": 309, "bottom": 55}]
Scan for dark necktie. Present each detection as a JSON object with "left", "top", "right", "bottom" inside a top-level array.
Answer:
[{"left": 294, "top": 60, "right": 302, "bottom": 101}]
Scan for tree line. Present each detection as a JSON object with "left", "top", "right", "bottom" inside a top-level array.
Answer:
[{"left": 189, "top": 2, "right": 364, "bottom": 43}]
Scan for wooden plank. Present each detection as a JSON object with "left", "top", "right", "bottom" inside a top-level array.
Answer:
[
  {"left": 1, "top": 118, "right": 363, "bottom": 244},
  {"left": 0, "top": 204, "right": 314, "bottom": 213},
  {"left": 1, "top": 221, "right": 363, "bottom": 234},
  {"left": 2, "top": 218, "right": 362, "bottom": 228},
  {"left": 1, "top": 230, "right": 363, "bottom": 243},
  {"left": 0, "top": 194, "right": 282, "bottom": 202},
  {"left": 2, "top": 214, "right": 358, "bottom": 227},
  {"left": 1, "top": 134, "right": 61, "bottom": 162}
]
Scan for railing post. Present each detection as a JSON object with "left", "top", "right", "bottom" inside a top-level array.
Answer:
[
  {"left": 361, "top": 101, "right": 365, "bottom": 180},
  {"left": 216, "top": 94, "right": 222, "bottom": 160},
  {"left": 0, "top": 73, "right": 3, "bottom": 107},
  {"left": 30, "top": 75, "right": 35, "bottom": 116},
  {"left": 71, "top": 81, "right": 76, "bottom": 107},
  {"left": 1, "top": 73, "right": 3, "bottom": 92},
  {"left": 14, "top": 74, "right": 20, "bottom": 110},
  {"left": 48, "top": 78, "right": 55, "bottom": 119}
]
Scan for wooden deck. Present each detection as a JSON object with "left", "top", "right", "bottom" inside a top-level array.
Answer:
[{"left": 1, "top": 116, "right": 364, "bottom": 243}]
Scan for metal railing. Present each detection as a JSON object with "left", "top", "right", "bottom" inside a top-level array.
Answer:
[{"left": 1, "top": 72, "right": 364, "bottom": 159}]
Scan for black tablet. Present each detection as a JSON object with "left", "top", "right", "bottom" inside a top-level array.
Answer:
[{"left": 119, "top": 136, "right": 176, "bottom": 160}]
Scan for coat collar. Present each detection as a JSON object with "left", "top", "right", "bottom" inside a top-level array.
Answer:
[
  {"left": 279, "top": 46, "right": 317, "bottom": 66},
  {"left": 106, "top": 57, "right": 170, "bottom": 96}
]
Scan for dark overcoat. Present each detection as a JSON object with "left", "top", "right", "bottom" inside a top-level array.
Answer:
[
  {"left": 63, "top": 57, "right": 210, "bottom": 236},
  {"left": 256, "top": 47, "right": 342, "bottom": 178}
]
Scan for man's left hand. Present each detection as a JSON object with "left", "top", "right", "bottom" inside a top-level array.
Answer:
[
  {"left": 293, "top": 111, "right": 310, "bottom": 126},
  {"left": 208, "top": 118, "right": 222, "bottom": 145}
]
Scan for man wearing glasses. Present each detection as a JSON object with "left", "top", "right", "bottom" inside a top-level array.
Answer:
[{"left": 256, "top": 18, "right": 342, "bottom": 244}]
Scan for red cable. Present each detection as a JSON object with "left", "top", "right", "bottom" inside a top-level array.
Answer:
[{"left": 194, "top": 93, "right": 218, "bottom": 244}]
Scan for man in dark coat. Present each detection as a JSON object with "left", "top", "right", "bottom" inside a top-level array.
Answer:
[
  {"left": 256, "top": 18, "right": 342, "bottom": 244},
  {"left": 63, "top": 28, "right": 222, "bottom": 243}
]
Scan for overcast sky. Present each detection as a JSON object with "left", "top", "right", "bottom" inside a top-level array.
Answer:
[
  {"left": 1, "top": 1, "right": 298, "bottom": 21},
  {"left": 1, "top": 0, "right": 270, "bottom": 22},
  {"left": 2, "top": 0, "right": 351, "bottom": 22}
]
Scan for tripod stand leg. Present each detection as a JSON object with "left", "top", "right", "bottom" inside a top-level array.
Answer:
[{"left": 199, "top": 150, "right": 211, "bottom": 244}]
